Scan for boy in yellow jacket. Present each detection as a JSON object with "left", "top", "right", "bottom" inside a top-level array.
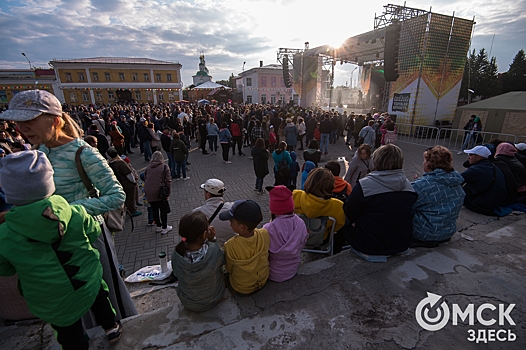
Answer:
[{"left": 219, "top": 200, "right": 270, "bottom": 294}]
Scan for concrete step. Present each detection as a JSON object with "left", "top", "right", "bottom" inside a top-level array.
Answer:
[{"left": 3, "top": 210, "right": 526, "bottom": 349}]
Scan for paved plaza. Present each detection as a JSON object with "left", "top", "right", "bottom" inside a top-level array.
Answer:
[{"left": 116, "top": 137, "right": 469, "bottom": 277}]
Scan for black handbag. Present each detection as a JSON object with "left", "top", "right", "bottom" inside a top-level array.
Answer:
[{"left": 158, "top": 165, "right": 170, "bottom": 200}]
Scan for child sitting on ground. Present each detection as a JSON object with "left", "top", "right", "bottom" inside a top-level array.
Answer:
[
  {"left": 289, "top": 151, "right": 300, "bottom": 188},
  {"left": 263, "top": 186, "right": 308, "bottom": 282},
  {"left": 325, "top": 160, "right": 352, "bottom": 201},
  {"left": 301, "top": 161, "right": 316, "bottom": 190},
  {"left": 219, "top": 200, "right": 270, "bottom": 295},
  {"left": 171, "top": 211, "right": 225, "bottom": 312},
  {"left": 0, "top": 150, "right": 121, "bottom": 350}
]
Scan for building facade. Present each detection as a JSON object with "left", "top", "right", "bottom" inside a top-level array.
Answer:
[
  {"left": 236, "top": 63, "right": 292, "bottom": 105},
  {"left": 0, "top": 69, "right": 55, "bottom": 105},
  {"left": 50, "top": 57, "right": 183, "bottom": 105}
]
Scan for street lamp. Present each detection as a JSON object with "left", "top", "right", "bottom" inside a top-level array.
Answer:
[
  {"left": 21, "top": 53, "right": 33, "bottom": 70},
  {"left": 467, "top": 89, "right": 474, "bottom": 104},
  {"left": 22, "top": 52, "right": 38, "bottom": 86}
]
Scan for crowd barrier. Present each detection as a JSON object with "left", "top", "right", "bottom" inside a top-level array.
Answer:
[{"left": 393, "top": 123, "right": 523, "bottom": 151}]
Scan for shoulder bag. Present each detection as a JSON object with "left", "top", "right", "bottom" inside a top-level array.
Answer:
[
  {"left": 75, "top": 146, "right": 133, "bottom": 232},
  {"left": 158, "top": 165, "right": 170, "bottom": 200}
]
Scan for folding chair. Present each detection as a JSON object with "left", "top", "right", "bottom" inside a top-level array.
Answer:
[{"left": 299, "top": 214, "right": 337, "bottom": 255}]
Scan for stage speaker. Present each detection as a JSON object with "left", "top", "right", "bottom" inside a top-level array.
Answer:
[
  {"left": 384, "top": 22, "right": 401, "bottom": 82},
  {"left": 283, "top": 56, "right": 292, "bottom": 88}
]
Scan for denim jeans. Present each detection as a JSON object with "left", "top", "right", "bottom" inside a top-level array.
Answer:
[
  {"left": 142, "top": 141, "right": 152, "bottom": 161},
  {"left": 320, "top": 133, "right": 330, "bottom": 153},
  {"left": 255, "top": 177, "right": 264, "bottom": 191},
  {"left": 208, "top": 135, "right": 218, "bottom": 152},
  {"left": 175, "top": 160, "right": 187, "bottom": 179},
  {"left": 166, "top": 153, "right": 175, "bottom": 176},
  {"left": 330, "top": 130, "right": 338, "bottom": 144}
]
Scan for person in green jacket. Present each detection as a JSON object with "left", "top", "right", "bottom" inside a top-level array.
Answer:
[{"left": 0, "top": 150, "right": 122, "bottom": 349}]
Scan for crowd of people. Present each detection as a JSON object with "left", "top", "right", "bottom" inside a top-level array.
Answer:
[{"left": 1, "top": 90, "right": 526, "bottom": 348}]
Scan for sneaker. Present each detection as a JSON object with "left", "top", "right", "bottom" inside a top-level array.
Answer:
[
  {"left": 457, "top": 151, "right": 464, "bottom": 155},
  {"left": 254, "top": 188, "right": 259, "bottom": 191},
  {"left": 131, "top": 211, "right": 142, "bottom": 217},
  {"left": 156, "top": 227, "right": 162, "bottom": 233},
  {"left": 257, "top": 189, "right": 265, "bottom": 195},
  {"left": 186, "top": 162, "right": 191, "bottom": 165},
  {"left": 248, "top": 156, "right": 253, "bottom": 160},
  {"left": 202, "top": 151, "right": 209, "bottom": 155},
  {"left": 106, "top": 322, "right": 122, "bottom": 344},
  {"left": 240, "top": 153, "right": 245, "bottom": 156},
  {"left": 225, "top": 161, "right": 232, "bottom": 164},
  {"left": 175, "top": 177, "right": 181, "bottom": 181},
  {"left": 147, "top": 221, "right": 156, "bottom": 226},
  {"left": 183, "top": 177, "right": 190, "bottom": 180},
  {"left": 136, "top": 202, "right": 144, "bottom": 206},
  {"left": 161, "top": 225, "right": 173, "bottom": 235}
]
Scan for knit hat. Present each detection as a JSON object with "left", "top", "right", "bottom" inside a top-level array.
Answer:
[
  {"left": 0, "top": 90, "right": 62, "bottom": 121},
  {"left": 267, "top": 185, "right": 294, "bottom": 215},
  {"left": 495, "top": 143, "right": 517, "bottom": 157},
  {"left": 0, "top": 150, "right": 55, "bottom": 205}
]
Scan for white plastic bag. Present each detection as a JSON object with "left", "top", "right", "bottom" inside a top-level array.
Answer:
[{"left": 124, "top": 261, "right": 173, "bottom": 283}]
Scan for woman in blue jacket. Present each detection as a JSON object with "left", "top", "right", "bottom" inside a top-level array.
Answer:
[{"left": 411, "top": 146, "right": 465, "bottom": 246}]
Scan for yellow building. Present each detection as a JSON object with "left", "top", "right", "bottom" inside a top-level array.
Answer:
[
  {"left": 0, "top": 69, "right": 55, "bottom": 105},
  {"left": 50, "top": 57, "right": 183, "bottom": 105}
]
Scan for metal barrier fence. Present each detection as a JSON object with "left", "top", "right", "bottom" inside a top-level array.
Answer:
[{"left": 394, "top": 123, "right": 522, "bottom": 152}]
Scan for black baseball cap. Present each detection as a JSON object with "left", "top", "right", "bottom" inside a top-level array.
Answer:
[{"left": 219, "top": 199, "right": 262, "bottom": 223}]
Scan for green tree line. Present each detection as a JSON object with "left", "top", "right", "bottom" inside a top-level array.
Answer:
[{"left": 459, "top": 48, "right": 526, "bottom": 100}]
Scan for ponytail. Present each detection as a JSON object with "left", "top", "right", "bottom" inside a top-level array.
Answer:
[
  {"left": 60, "top": 112, "right": 83, "bottom": 138},
  {"left": 175, "top": 211, "right": 208, "bottom": 257}
]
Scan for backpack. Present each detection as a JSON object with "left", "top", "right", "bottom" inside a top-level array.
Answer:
[
  {"left": 384, "top": 130, "right": 397, "bottom": 144},
  {"left": 298, "top": 214, "right": 329, "bottom": 247},
  {"left": 333, "top": 188, "right": 349, "bottom": 202},
  {"left": 230, "top": 122, "right": 241, "bottom": 137},
  {"left": 269, "top": 132, "right": 277, "bottom": 144},
  {"left": 275, "top": 153, "right": 291, "bottom": 185}
]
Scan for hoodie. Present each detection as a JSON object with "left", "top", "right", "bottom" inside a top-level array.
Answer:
[
  {"left": 334, "top": 176, "right": 352, "bottom": 196},
  {"left": 224, "top": 228, "right": 270, "bottom": 294},
  {"left": 263, "top": 214, "right": 308, "bottom": 282},
  {"left": 171, "top": 241, "right": 226, "bottom": 312},
  {"left": 411, "top": 169, "right": 465, "bottom": 242},
  {"left": 290, "top": 152, "right": 300, "bottom": 177},
  {"left": 292, "top": 189, "right": 345, "bottom": 239},
  {"left": 0, "top": 195, "right": 103, "bottom": 327},
  {"left": 344, "top": 169, "right": 417, "bottom": 255},
  {"left": 301, "top": 161, "right": 316, "bottom": 190}
]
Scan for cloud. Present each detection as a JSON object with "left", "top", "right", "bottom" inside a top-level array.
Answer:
[{"left": 1, "top": 0, "right": 525, "bottom": 88}]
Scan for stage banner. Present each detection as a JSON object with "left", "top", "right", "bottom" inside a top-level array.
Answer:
[{"left": 388, "top": 13, "right": 473, "bottom": 125}]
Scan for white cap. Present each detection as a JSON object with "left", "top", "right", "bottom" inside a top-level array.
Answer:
[
  {"left": 200, "top": 178, "right": 225, "bottom": 195},
  {"left": 515, "top": 143, "right": 526, "bottom": 151},
  {"left": 464, "top": 145, "right": 491, "bottom": 158}
]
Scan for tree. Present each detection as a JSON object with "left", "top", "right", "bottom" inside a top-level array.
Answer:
[
  {"left": 459, "top": 48, "right": 499, "bottom": 100},
  {"left": 501, "top": 49, "right": 526, "bottom": 93}
]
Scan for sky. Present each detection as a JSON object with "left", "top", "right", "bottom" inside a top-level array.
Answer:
[{"left": 1, "top": 0, "right": 525, "bottom": 88}]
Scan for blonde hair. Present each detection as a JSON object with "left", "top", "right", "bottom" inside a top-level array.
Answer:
[
  {"left": 304, "top": 168, "right": 334, "bottom": 199},
  {"left": 151, "top": 151, "right": 164, "bottom": 162}
]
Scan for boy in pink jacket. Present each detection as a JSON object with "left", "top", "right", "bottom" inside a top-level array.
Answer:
[{"left": 263, "top": 186, "right": 308, "bottom": 282}]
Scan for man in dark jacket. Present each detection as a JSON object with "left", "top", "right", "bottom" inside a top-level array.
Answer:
[
  {"left": 88, "top": 125, "right": 110, "bottom": 158},
  {"left": 461, "top": 146, "right": 507, "bottom": 215},
  {"left": 197, "top": 115, "right": 209, "bottom": 154},
  {"left": 136, "top": 118, "right": 153, "bottom": 161},
  {"left": 305, "top": 115, "right": 318, "bottom": 146},
  {"left": 118, "top": 115, "right": 134, "bottom": 155}
]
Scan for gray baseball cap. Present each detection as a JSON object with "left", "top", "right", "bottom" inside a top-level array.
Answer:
[{"left": 0, "top": 90, "right": 62, "bottom": 121}]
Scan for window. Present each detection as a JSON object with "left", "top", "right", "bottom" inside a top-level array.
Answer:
[
  {"left": 146, "top": 92, "right": 153, "bottom": 100},
  {"left": 158, "top": 92, "right": 164, "bottom": 100},
  {"left": 168, "top": 93, "right": 175, "bottom": 100},
  {"left": 246, "top": 95, "right": 252, "bottom": 103},
  {"left": 246, "top": 77, "right": 252, "bottom": 86},
  {"left": 280, "top": 77, "right": 285, "bottom": 87},
  {"left": 261, "top": 94, "right": 266, "bottom": 103},
  {"left": 108, "top": 91, "right": 115, "bottom": 101},
  {"left": 261, "top": 77, "right": 267, "bottom": 87},
  {"left": 82, "top": 92, "right": 90, "bottom": 102},
  {"left": 0, "top": 91, "right": 8, "bottom": 103},
  {"left": 92, "top": 72, "right": 99, "bottom": 81},
  {"left": 156, "top": 73, "right": 162, "bottom": 82},
  {"left": 271, "top": 95, "right": 276, "bottom": 104},
  {"left": 69, "top": 92, "right": 77, "bottom": 102},
  {"left": 119, "top": 73, "right": 125, "bottom": 81},
  {"left": 105, "top": 72, "right": 111, "bottom": 81},
  {"left": 65, "top": 73, "right": 72, "bottom": 82},
  {"left": 135, "top": 91, "right": 141, "bottom": 100},
  {"left": 96, "top": 92, "right": 103, "bottom": 101},
  {"left": 271, "top": 77, "right": 276, "bottom": 87},
  {"left": 132, "top": 73, "right": 138, "bottom": 81},
  {"left": 166, "top": 74, "right": 172, "bottom": 82},
  {"left": 78, "top": 72, "right": 85, "bottom": 81},
  {"left": 144, "top": 73, "right": 150, "bottom": 81}
]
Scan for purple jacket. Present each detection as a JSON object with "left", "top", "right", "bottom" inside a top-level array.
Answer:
[{"left": 263, "top": 214, "right": 308, "bottom": 282}]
